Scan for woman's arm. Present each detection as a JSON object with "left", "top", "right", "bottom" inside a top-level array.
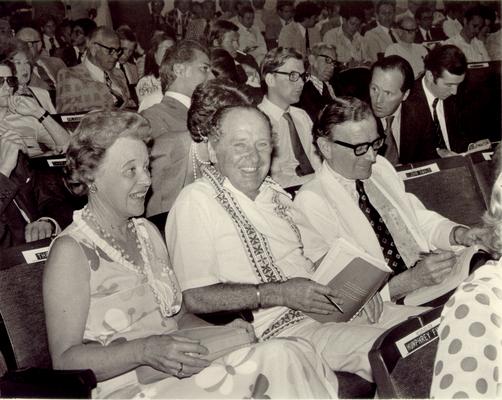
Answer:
[{"left": 44, "top": 236, "right": 210, "bottom": 381}]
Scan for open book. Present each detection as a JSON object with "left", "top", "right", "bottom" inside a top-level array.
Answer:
[
  {"left": 404, "top": 245, "right": 484, "bottom": 306},
  {"left": 306, "top": 238, "right": 392, "bottom": 323},
  {"left": 136, "top": 325, "right": 256, "bottom": 384}
]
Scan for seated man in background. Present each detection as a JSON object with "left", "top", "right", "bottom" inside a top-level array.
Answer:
[
  {"left": 264, "top": 0, "right": 294, "bottom": 50},
  {"left": 258, "top": 47, "right": 320, "bottom": 189},
  {"left": 363, "top": 0, "right": 398, "bottom": 63},
  {"left": 56, "top": 18, "right": 96, "bottom": 68},
  {"left": 142, "top": 40, "right": 213, "bottom": 217},
  {"left": 369, "top": 55, "right": 414, "bottom": 166},
  {"left": 400, "top": 44, "right": 467, "bottom": 164},
  {"left": 167, "top": 99, "right": 426, "bottom": 383},
  {"left": 235, "top": 5, "right": 267, "bottom": 65},
  {"left": 56, "top": 27, "right": 134, "bottom": 113},
  {"left": 296, "top": 42, "right": 337, "bottom": 124},
  {"left": 294, "top": 97, "right": 482, "bottom": 303}
]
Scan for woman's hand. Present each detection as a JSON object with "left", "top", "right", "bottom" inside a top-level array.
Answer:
[
  {"left": 0, "top": 131, "right": 25, "bottom": 177},
  {"left": 279, "top": 277, "right": 344, "bottom": 314},
  {"left": 226, "top": 318, "right": 257, "bottom": 341},
  {"left": 8, "top": 95, "right": 45, "bottom": 119},
  {"left": 141, "top": 334, "right": 210, "bottom": 378}
]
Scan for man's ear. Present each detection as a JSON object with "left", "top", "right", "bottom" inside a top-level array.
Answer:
[
  {"left": 172, "top": 62, "right": 185, "bottom": 78},
  {"left": 424, "top": 69, "right": 433, "bottom": 84},
  {"left": 264, "top": 72, "right": 275, "bottom": 88},
  {"left": 317, "top": 137, "right": 331, "bottom": 160},
  {"left": 402, "top": 88, "right": 410, "bottom": 102}
]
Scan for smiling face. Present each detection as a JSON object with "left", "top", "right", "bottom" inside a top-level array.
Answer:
[
  {"left": 266, "top": 57, "right": 305, "bottom": 109},
  {"left": 11, "top": 51, "right": 31, "bottom": 85},
  {"left": 92, "top": 137, "right": 151, "bottom": 219},
  {"left": 319, "top": 117, "right": 379, "bottom": 180},
  {"left": 210, "top": 107, "right": 272, "bottom": 200},
  {"left": 0, "top": 65, "right": 14, "bottom": 108},
  {"left": 370, "top": 67, "right": 408, "bottom": 118}
]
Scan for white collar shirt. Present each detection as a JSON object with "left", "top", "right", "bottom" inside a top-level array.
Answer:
[
  {"left": 164, "top": 91, "right": 191, "bottom": 109},
  {"left": 297, "top": 22, "right": 306, "bottom": 37},
  {"left": 422, "top": 77, "right": 451, "bottom": 150},
  {"left": 444, "top": 34, "right": 490, "bottom": 62},
  {"left": 323, "top": 26, "right": 365, "bottom": 63},
  {"left": 442, "top": 16, "right": 462, "bottom": 38},
  {"left": 43, "top": 33, "right": 59, "bottom": 50}
]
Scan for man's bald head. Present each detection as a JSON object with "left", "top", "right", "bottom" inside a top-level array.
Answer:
[{"left": 87, "top": 27, "right": 121, "bottom": 72}]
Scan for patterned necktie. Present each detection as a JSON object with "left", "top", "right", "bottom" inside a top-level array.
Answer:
[
  {"left": 355, "top": 179, "right": 407, "bottom": 275},
  {"left": 283, "top": 111, "right": 314, "bottom": 176},
  {"left": 105, "top": 72, "right": 124, "bottom": 107},
  {"left": 432, "top": 98, "right": 446, "bottom": 149},
  {"left": 383, "top": 115, "right": 399, "bottom": 165}
]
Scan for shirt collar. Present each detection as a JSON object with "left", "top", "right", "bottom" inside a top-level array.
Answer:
[
  {"left": 421, "top": 76, "right": 439, "bottom": 108},
  {"left": 260, "top": 96, "right": 289, "bottom": 121},
  {"left": 164, "top": 91, "right": 191, "bottom": 108},
  {"left": 323, "top": 160, "right": 362, "bottom": 187},
  {"left": 297, "top": 22, "right": 306, "bottom": 36},
  {"left": 84, "top": 57, "right": 105, "bottom": 83},
  {"left": 377, "top": 22, "right": 389, "bottom": 34},
  {"left": 308, "top": 74, "right": 324, "bottom": 94}
]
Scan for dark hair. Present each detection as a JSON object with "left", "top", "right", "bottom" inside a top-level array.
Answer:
[
  {"left": 415, "top": 5, "right": 433, "bottom": 21},
  {"left": 144, "top": 32, "right": 175, "bottom": 78},
  {"left": 340, "top": 3, "right": 364, "bottom": 22},
  {"left": 424, "top": 44, "right": 467, "bottom": 80},
  {"left": 210, "top": 48, "right": 240, "bottom": 82},
  {"left": 314, "top": 97, "right": 373, "bottom": 153},
  {"left": 37, "top": 14, "right": 57, "bottom": 30},
  {"left": 209, "top": 19, "right": 238, "bottom": 46},
  {"left": 72, "top": 18, "right": 97, "bottom": 38},
  {"left": 371, "top": 55, "right": 414, "bottom": 93},
  {"left": 238, "top": 5, "right": 254, "bottom": 18},
  {"left": 276, "top": 0, "right": 294, "bottom": 12},
  {"left": 375, "top": 0, "right": 396, "bottom": 14},
  {"left": 116, "top": 25, "right": 137, "bottom": 43},
  {"left": 66, "top": 111, "right": 151, "bottom": 195},
  {"left": 294, "top": 1, "right": 321, "bottom": 23},
  {"left": 55, "top": 19, "right": 72, "bottom": 44},
  {"left": 0, "top": 58, "right": 18, "bottom": 93},
  {"left": 159, "top": 39, "right": 209, "bottom": 92},
  {"left": 188, "top": 78, "right": 252, "bottom": 142},
  {"left": 260, "top": 46, "right": 303, "bottom": 81},
  {"left": 464, "top": 5, "right": 486, "bottom": 22}
]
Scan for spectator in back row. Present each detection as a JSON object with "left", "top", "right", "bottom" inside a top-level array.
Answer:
[
  {"left": 38, "top": 14, "right": 60, "bottom": 57},
  {"left": 264, "top": 0, "right": 294, "bottom": 50},
  {"left": 56, "top": 18, "right": 97, "bottom": 68},
  {"left": 236, "top": 5, "right": 267, "bottom": 65},
  {"left": 56, "top": 27, "right": 134, "bottom": 113},
  {"left": 364, "top": 0, "right": 398, "bottom": 62},
  {"left": 116, "top": 25, "right": 139, "bottom": 97},
  {"left": 278, "top": 1, "right": 321, "bottom": 57}
]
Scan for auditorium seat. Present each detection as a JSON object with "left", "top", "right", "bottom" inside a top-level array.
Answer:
[{"left": 0, "top": 239, "right": 96, "bottom": 398}]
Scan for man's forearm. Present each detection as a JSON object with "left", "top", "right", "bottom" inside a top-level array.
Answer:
[
  {"left": 183, "top": 282, "right": 284, "bottom": 314},
  {"left": 388, "top": 270, "right": 421, "bottom": 301}
]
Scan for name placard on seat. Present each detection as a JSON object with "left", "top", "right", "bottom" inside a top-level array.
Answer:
[
  {"left": 395, "top": 317, "right": 441, "bottom": 358},
  {"left": 46, "top": 158, "right": 67, "bottom": 167},
  {"left": 397, "top": 163, "right": 440, "bottom": 181},
  {"left": 21, "top": 246, "right": 50, "bottom": 264}
]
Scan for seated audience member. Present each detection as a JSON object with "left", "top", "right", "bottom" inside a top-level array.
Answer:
[
  {"left": 251, "top": 0, "right": 266, "bottom": 34},
  {"left": 235, "top": 5, "right": 267, "bottom": 65},
  {"left": 141, "top": 40, "right": 213, "bottom": 217},
  {"left": 360, "top": 1, "right": 377, "bottom": 35},
  {"left": 136, "top": 32, "right": 175, "bottom": 112},
  {"left": 166, "top": 98, "right": 426, "bottom": 383},
  {"left": 323, "top": 4, "right": 367, "bottom": 67},
  {"left": 370, "top": 55, "right": 414, "bottom": 166},
  {"left": 414, "top": 6, "right": 438, "bottom": 43},
  {"left": 400, "top": 44, "right": 467, "bottom": 164},
  {"left": 57, "top": 18, "right": 97, "bottom": 68},
  {"left": 444, "top": 5, "right": 490, "bottom": 62},
  {"left": 431, "top": 153, "right": 502, "bottom": 399},
  {"left": 442, "top": 0, "right": 463, "bottom": 38},
  {"left": 165, "top": 0, "right": 193, "bottom": 41},
  {"left": 0, "top": 58, "right": 68, "bottom": 157},
  {"left": 317, "top": 2, "right": 342, "bottom": 38},
  {"left": 278, "top": 1, "right": 321, "bottom": 57},
  {"left": 43, "top": 110, "right": 339, "bottom": 399},
  {"left": 264, "top": 0, "right": 294, "bottom": 50},
  {"left": 294, "top": 96, "right": 482, "bottom": 303},
  {"left": 54, "top": 19, "right": 72, "bottom": 50},
  {"left": 38, "top": 14, "right": 60, "bottom": 57},
  {"left": 150, "top": 0, "right": 167, "bottom": 30},
  {"left": 363, "top": 0, "right": 398, "bottom": 63},
  {"left": 217, "top": 0, "right": 238, "bottom": 22},
  {"left": 16, "top": 27, "right": 66, "bottom": 102},
  {"left": 4, "top": 38, "right": 56, "bottom": 112},
  {"left": 258, "top": 47, "right": 321, "bottom": 189},
  {"left": 395, "top": 0, "right": 420, "bottom": 22},
  {"left": 385, "top": 16, "right": 427, "bottom": 78},
  {"left": 185, "top": 0, "right": 216, "bottom": 45},
  {"left": 116, "top": 26, "right": 139, "bottom": 88},
  {"left": 486, "top": 28, "right": 501, "bottom": 61},
  {"left": 56, "top": 27, "right": 134, "bottom": 113},
  {"left": 297, "top": 42, "right": 337, "bottom": 123}
]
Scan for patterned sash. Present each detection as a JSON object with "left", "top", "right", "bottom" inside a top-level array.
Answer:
[{"left": 202, "top": 165, "right": 306, "bottom": 339}]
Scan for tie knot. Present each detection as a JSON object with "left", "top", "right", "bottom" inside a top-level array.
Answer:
[
  {"left": 385, "top": 115, "right": 394, "bottom": 129},
  {"left": 432, "top": 97, "right": 439, "bottom": 109},
  {"left": 355, "top": 179, "right": 365, "bottom": 194},
  {"left": 283, "top": 111, "right": 293, "bottom": 122}
]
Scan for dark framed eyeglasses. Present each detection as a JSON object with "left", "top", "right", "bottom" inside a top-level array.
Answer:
[
  {"left": 25, "top": 40, "right": 41, "bottom": 45},
  {"left": 94, "top": 42, "right": 123, "bottom": 57},
  {"left": 0, "top": 76, "right": 18, "bottom": 87},
  {"left": 318, "top": 54, "right": 336, "bottom": 64},
  {"left": 333, "top": 136, "right": 385, "bottom": 156},
  {"left": 273, "top": 70, "right": 309, "bottom": 82}
]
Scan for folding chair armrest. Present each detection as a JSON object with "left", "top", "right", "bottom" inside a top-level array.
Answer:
[{"left": 0, "top": 367, "right": 97, "bottom": 398}]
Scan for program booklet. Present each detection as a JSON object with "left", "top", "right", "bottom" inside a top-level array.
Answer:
[
  {"left": 404, "top": 245, "right": 484, "bottom": 306},
  {"left": 306, "top": 238, "right": 392, "bottom": 323}
]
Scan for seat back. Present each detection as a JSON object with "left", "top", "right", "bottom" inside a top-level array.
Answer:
[
  {"left": 369, "top": 307, "right": 443, "bottom": 398},
  {"left": 0, "top": 239, "right": 52, "bottom": 371}
]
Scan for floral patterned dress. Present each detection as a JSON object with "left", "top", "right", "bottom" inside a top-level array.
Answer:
[{"left": 61, "top": 210, "right": 339, "bottom": 398}]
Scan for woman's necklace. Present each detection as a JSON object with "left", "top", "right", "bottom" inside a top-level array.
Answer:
[
  {"left": 82, "top": 205, "right": 142, "bottom": 265},
  {"left": 191, "top": 142, "right": 211, "bottom": 181}
]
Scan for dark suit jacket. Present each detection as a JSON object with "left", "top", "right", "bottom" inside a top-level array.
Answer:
[
  {"left": 414, "top": 28, "right": 445, "bottom": 43},
  {"left": 54, "top": 46, "right": 80, "bottom": 68},
  {"left": 400, "top": 78, "right": 468, "bottom": 164},
  {"left": 141, "top": 95, "right": 192, "bottom": 216},
  {"left": 296, "top": 80, "right": 334, "bottom": 123}
]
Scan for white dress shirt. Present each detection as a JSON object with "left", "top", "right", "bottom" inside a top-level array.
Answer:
[
  {"left": 236, "top": 21, "right": 267, "bottom": 64},
  {"left": 422, "top": 77, "right": 450, "bottom": 150},
  {"left": 442, "top": 16, "right": 462, "bottom": 38},
  {"left": 323, "top": 26, "right": 366, "bottom": 63},
  {"left": 444, "top": 34, "right": 490, "bottom": 62}
]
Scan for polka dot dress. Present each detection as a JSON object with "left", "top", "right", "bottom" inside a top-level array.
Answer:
[{"left": 430, "top": 259, "right": 502, "bottom": 398}]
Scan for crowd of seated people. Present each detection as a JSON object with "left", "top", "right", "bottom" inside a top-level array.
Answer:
[{"left": 0, "top": 0, "right": 501, "bottom": 398}]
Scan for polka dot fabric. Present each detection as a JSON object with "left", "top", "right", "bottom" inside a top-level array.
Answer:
[{"left": 430, "top": 259, "right": 502, "bottom": 398}]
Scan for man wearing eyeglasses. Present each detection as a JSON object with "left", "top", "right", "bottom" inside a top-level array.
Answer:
[
  {"left": 56, "top": 27, "right": 134, "bottom": 113},
  {"left": 295, "top": 96, "right": 480, "bottom": 306},
  {"left": 258, "top": 47, "right": 321, "bottom": 189},
  {"left": 297, "top": 42, "right": 337, "bottom": 123}
]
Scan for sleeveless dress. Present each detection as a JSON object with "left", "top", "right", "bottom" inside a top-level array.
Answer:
[{"left": 60, "top": 210, "right": 339, "bottom": 398}]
